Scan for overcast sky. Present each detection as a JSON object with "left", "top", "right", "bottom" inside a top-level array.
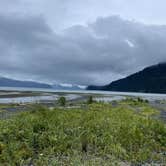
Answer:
[{"left": 0, "top": 0, "right": 166, "bottom": 85}]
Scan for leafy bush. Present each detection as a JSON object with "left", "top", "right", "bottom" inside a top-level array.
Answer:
[
  {"left": 87, "top": 96, "right": 93, "bottom": 104},
  {"left": 58, "top": 96, "right": 66, "bottom": 106}
]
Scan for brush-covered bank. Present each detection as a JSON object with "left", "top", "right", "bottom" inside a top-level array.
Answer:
[{"left": 0, "top": 100, "right": 165, "bottom": 165}]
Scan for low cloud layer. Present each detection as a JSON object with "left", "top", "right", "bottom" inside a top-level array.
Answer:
[{"left": 0, "top": 14, "right": 166, "bottom": 85}]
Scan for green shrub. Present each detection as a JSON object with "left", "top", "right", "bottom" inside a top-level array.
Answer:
[
  {"left": 58, "top": 96, "right": 66, "bottom": 106},
  {"left": 87, "top": 96, "right": 93, "bottom": 104}
]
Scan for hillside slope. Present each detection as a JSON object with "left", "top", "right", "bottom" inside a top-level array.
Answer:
[{"left": 87, "top": 63, "right": 166, "bottom": 93}]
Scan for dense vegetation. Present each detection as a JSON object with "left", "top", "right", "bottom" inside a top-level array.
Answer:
[
  {"left": 0, "top": 100, "right": 165, "bottom": 165},
  {"left": 87, "top": 63, "right": 166, "bottom": 93}
]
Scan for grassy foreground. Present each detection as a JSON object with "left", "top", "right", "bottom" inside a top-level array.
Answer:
[{"left": 0, "top": 100, "right": 165, "bottom": 165}]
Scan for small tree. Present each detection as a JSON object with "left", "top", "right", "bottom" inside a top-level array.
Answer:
[
  {"left": 87, "top": 96, "right": 93, "bottom": 104},
  {"left": 58, "top": 96, "right": 66, "bottom": 106},
  {"left": 137, "top": 97, "right": 144, "bottom": 103}
]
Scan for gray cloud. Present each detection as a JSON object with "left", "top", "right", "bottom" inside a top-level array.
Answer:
[
  {"left": 0, "top": 14, "right": 166, "bottom": 85},
  {"left": 1, "top": 0, "right": 166, "bottom": 31}
]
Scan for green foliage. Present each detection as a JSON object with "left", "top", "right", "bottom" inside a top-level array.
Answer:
[
  {"left": 58, "top": 96, "right": 66, "bottom": 106},
  {"left": 137, "top": 97, "right": 149, "bottom": 103},
  {"left": 121, "top": 97, "right": 149, "bottom": 107},
  {"left": 87, "top": 96, "right": 93, "bottom": 104},
  {"left": 0, "top": 103, "right": 165, "bottom": 165}
]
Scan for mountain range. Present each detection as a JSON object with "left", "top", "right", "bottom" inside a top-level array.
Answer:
[
  {"left": 1, "top": 63, "right": 166, "bottom": 93},
  {"left": 0, "top": 77, "right": 85, "bottom": 90},
  {"left": 87, "top": 63, "right": 166, "bottom": 94},
  {"left": 0, "top": 77, "right": 52, "bottom": 89}
]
